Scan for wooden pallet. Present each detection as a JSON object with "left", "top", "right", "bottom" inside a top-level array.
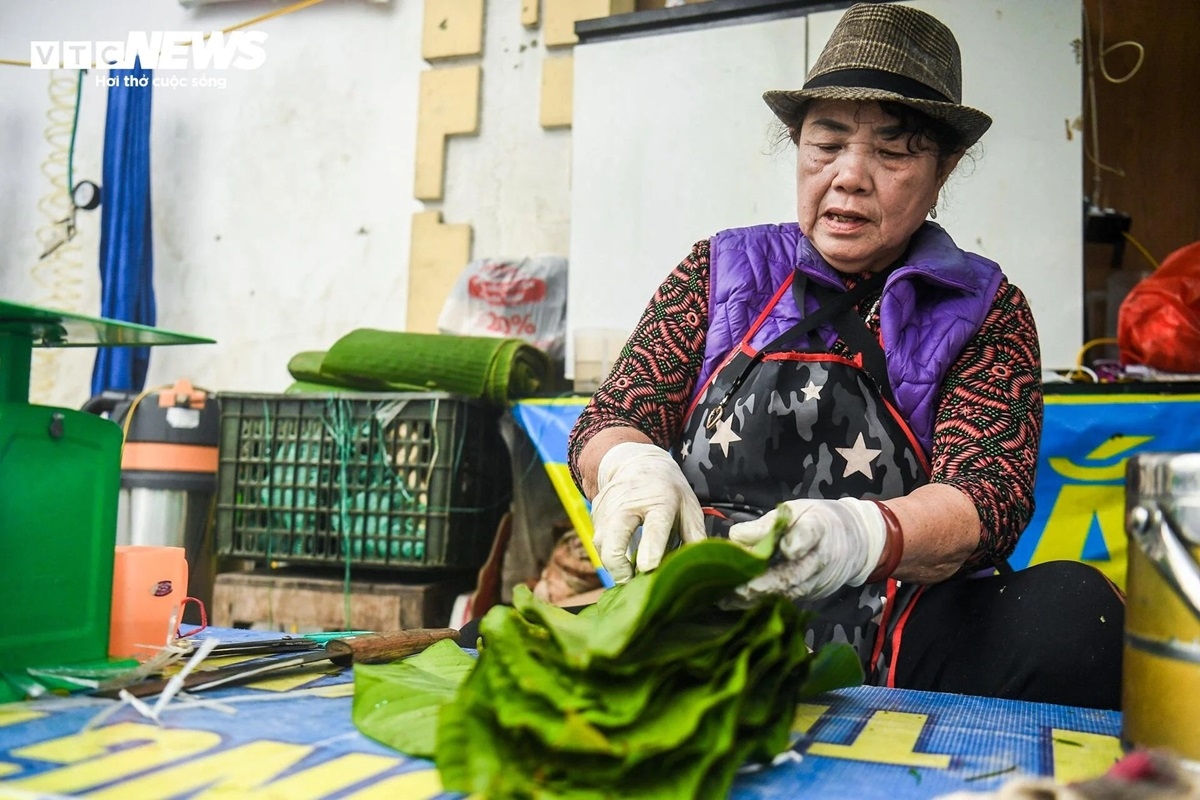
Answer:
[{"left": 211, "top": 570, "right": 470, "bottom": 632}]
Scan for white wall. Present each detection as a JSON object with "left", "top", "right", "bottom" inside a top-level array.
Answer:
[
  {"left": 1, "top": 0, "right": 1082, "bottom": 411},
  {"left": 0, "top": 0, "right": 574, "bottom": 409},
  {"left": 569, "top": 0, "right": 1083, "bottom": 370},
  {"left": 1, "top": 0, "right": 424, "bottom": 406},
  {"left": 444, "top": 2, "right": 573, "bottom": 262}
]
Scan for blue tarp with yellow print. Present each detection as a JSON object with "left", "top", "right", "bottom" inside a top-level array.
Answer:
[{"left": 1011, "top": 387, "right": 1200, "bottom": 588}]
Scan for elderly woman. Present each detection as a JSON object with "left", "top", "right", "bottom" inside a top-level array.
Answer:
[{"left": 568, "top": 3, "right": 1124, "bottom": 709}]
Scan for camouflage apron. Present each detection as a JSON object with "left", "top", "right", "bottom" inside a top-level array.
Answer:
[{"left": 678, "top": 268, "right": 929, "bottom": 683}]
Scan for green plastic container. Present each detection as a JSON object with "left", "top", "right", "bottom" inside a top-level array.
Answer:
[
  {"left": 0, "top": 300, "right": 212, "bottom": 699},
  {"left": 0, "top": 403, "right": 121, "bottom": 672}
]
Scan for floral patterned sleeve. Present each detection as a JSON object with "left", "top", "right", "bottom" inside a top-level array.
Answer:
[
  {"left": 567, "top": 241, "right": 711, "bottom": 490},
  {"left": 930, "top": 279, "right": 1044, "bottom": 570}
]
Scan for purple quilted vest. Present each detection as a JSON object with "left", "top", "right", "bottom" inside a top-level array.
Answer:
[{"left": 695, "top": 222, "right": 1003, "bottom": 458}]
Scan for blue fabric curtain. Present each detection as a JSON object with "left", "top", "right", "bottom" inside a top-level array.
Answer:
[{"left": 91, "top": 64, "right": 156, "bottom": 395}]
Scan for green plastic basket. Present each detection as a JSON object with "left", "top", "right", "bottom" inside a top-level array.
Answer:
[{"left": 214, "top": 393, "right": 511, "bottom": 570}]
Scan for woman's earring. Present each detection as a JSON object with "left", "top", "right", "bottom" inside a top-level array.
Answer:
[{"left": 929, "top": 203, "right": 938, "bottom": 220}]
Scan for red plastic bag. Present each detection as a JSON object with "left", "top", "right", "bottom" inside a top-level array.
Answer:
[{"left": 1118, "top": 241, "right": 1200, "bottom": 374}]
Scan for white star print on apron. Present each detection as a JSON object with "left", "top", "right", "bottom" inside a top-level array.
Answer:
[{"left": 677, "top": 268, "right": 930, "bottom": 682}]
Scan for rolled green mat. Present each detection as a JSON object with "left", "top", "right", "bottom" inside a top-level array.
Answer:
[
  {"left": 287, "top": 351, "right": 330, "bottom": 385},
  {"left": 320, "top": 329, "right": 550, "bottom": 403},
  {"left": 287, "top": 350, "right": 430, "bottom": 393},
  {"left": 285, "top": 380, "right": 351, "bottom": 394}
]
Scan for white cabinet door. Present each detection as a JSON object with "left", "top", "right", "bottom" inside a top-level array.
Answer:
[
  {"left": 808, "top": 0, "right": 1082, "bottom": 369},
  {"left": 568, "top": 15, "right": 808, "bottom": 372},
  {"left": 568, "top": 0, "right": 1081, "bottom": 371}
]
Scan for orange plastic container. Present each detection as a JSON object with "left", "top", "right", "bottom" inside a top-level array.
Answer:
[{"left": 109, "top": 545, "right": 189, "bottom": 659}]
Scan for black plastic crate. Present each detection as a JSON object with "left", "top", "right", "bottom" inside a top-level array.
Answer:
[{"left": 215, "top": 392, "right": 511, "bottom": 570}]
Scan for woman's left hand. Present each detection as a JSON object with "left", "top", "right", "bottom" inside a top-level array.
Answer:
[{"left": 728, "top": 498, "right": 887, "bottom": 600}]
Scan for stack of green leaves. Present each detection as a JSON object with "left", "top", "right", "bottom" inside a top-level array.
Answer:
[{"left": 353, "top": 536, "right": 862, "bottom": 799}]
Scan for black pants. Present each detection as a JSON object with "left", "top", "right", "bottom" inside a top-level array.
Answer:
[
  {"left": 459, "top": 560, "right": 1126, "bottom": 711},
  {"left": 892, "top": 561, "right": 1125, "bottom": 710}
]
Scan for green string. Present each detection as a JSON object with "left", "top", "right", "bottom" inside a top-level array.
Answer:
[
  {"left": 67, "top": 69, "right": 83, "bottom": 202},
  {"left": 370, "top": 408, "right": 412, "bottom": 565},
  {"left": 261, "top": 400, "right": 275, "bottom": 629},
  {"left": 321, "top": 396, "right": 355, "bottom": 630},
  {"left": 262, "top": 400, "right": 274, "bottom": 564}
]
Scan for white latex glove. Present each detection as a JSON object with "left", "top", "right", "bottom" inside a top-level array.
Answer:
[
  {"left": 727, "top": 497, "right": 887, "bottom": 601},
  {"left": 590, "top": 441, "right": 706, "bottom": 583}
]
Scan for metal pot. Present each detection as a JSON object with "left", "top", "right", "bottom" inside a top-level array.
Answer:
[{"left": 1123, "top": 452, "right": 1200, "bottom": 762}]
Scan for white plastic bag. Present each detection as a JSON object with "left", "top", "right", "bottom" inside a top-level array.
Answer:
[{"left": 437, "top": 256, "right": 568, "bottom": 360}]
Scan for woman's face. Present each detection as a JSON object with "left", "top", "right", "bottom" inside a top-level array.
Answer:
[{"left": 795, "top": 100, "right": 958, "bottom": 274}]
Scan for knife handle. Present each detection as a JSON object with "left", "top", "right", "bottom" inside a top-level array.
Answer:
[{"left": 324, "top": 628, "right": 460, "bottom": 666}]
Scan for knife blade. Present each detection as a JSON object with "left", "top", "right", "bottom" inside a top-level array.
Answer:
[
  {"left": 204, "top": 637, "right": 324, "bottom": 658},
  {"left": 100, "top": 628, "right": 459, "bottom": 699}
]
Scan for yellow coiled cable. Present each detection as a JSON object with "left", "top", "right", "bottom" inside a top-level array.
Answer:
[{"left": 30, "top": 69, "right": 86, "bottom": 405}]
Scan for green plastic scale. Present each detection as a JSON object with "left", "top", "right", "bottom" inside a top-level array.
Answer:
[{"left": 0, "top": 300, "right": 212, "bottom": 700}]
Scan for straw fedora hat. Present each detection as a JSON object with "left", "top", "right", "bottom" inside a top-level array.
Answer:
[{"left": 763, "top": 3, "right": 992, "bottom": 146}]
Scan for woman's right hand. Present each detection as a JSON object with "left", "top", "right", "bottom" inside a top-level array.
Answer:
[{"left": 591, "top": 441, "right": 707, "bottom": 583}]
